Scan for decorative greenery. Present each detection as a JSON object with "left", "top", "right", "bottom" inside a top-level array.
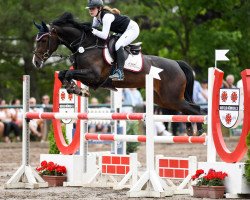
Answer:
[
  {"left": 126, "top": 121, "right": 141, "bottom": 154},
  {"left": 245, "top": 132, "right": 250, "bottom": 183},
  {"left": 36, "top": 160, "right": 67, "bottom": 176},
  {"left": 192, "top": 169, "right": 228, "bottom": 186},
  {"left": 48, "top": 124, "right": 68, "bottom": 154}
]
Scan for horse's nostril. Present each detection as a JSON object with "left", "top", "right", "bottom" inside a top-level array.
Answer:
[{"left": 35, "top": 61, "right": 40, "bottom": 67}]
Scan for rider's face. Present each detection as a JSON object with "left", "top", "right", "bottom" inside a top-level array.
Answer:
[{"left": 89, "top": 7, "right": 99, "bottom": 17}]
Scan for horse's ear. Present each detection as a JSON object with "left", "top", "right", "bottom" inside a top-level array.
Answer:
[
  {"left": 41, "top": 21, "right": 49, "bottom": 32},
  {"left": 33, "top": 20, "right": 43, "bottom": 31}
]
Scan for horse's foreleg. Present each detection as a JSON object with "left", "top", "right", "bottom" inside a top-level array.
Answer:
[
  {"left": 57, "top": 70, "right": 90, "bottom": 97},
  {"left": 64, "top": 69, "right": 99, "bottom": 97},
  {"left": 66, "top": 80, "right": 90, "bottom": 97},
  {"left": 58, "top": 70, "right": 68, "bottom": 84},
  {"left": 58, "top": 70, "right": 77, "bottom": 94}
]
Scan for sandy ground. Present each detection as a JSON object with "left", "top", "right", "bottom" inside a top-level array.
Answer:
[{"left": 0, "top": 138, "right": 248, "bottom": 200}]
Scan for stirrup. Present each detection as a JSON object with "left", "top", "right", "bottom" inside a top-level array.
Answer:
[{"left": 109, "top": 70, "right": 124, "bottom": 81}]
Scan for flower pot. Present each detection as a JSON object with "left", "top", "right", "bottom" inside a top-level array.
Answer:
[
  {"left": 208, "top": 186, "right": 225, "bottom": 199},
  {"left": 192, "top": 185, "right": 209, "bottom": 198},
  {"left": 42, "top": 175, "right": 67, "bottom": 187}
]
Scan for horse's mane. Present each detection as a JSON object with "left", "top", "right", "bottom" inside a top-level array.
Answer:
[{"left": 52, "top": 12, "right": 92, "bottom": 32}]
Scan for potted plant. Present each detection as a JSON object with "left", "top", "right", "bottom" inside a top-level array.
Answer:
[
  {"left": 36, "top": 160, "right": 67, "bottom": 187},
  {"left": 191, "top": 169, "right": 209, "bottom": 198},
  {"left": 205, "top": 169, "right": 228, "bottom": 199},
  {"left": 192, "top": 169, "right": 228, "bottom": 199}
]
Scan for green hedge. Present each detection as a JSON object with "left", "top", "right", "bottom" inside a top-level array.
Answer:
[
  {"left": 126, "top": 121, "right": 141, "bottom": 154},
  {"left": 48, "top": 124, "right": 68, "bottom": 154}
]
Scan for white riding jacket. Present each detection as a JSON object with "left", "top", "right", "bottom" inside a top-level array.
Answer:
[{"left": 92, "top": 13, "right": 139, "bottom": 51}]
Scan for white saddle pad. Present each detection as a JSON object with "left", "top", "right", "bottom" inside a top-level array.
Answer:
[{"left": 103, "top": 47, "right": 143, "bottom": 72}]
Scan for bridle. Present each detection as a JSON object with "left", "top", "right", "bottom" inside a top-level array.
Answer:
[
  {"left": 33, "top": 31, "right": 56, "bottom": 63},
  {"left": 33, "top": 26, "right": 105, "bottom": 64}
]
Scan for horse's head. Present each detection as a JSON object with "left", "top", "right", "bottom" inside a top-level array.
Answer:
[
  {"left": 33, "top": 13, "right": 99, "bottom": 69},
  {"left": 33, "top": 21, "right": 60, "bottom": 68}
]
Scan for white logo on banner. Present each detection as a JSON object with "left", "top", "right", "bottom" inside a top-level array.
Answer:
[{"left": 219, "top": 88, "right": 243, "bottom": 128}]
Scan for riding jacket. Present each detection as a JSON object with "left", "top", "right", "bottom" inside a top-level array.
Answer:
[
  {"left": 92, "top": 10, "right": 140, "bottom": 50},
  {"left": 92, "top": 10, "right": 129, "bottom": 36}
]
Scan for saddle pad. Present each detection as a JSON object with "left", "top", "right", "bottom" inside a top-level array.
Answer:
[{"left": 103, "top": 47, "right": 143, "bottom": 72}]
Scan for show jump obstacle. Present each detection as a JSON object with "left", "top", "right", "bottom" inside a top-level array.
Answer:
[{"left": 5, "top": 67, "right": 250, "bottom": 198}]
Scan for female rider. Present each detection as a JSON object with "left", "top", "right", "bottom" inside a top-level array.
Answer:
[{"left": 86, "top": 0, "right": 140, "bottom": 81}]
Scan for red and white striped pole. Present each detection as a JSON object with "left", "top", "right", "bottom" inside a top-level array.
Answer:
[
  {"left": 84, "top": 133, "right": 206, "bottom": 144},
  {"left": 25, "top": 112, "right": 207, "bottom": 123}
]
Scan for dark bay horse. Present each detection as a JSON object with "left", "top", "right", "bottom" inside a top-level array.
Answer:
[{"left": 33, "top": 12, "right": 204, "bottom": 135}]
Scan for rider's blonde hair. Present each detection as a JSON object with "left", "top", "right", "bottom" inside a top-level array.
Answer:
[{"left": 103, "top": 6, "right": 120, "bottom": 15}]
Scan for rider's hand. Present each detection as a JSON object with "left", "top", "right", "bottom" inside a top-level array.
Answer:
[{"left": 92, "top": 28, "right": 98, "bottom": 35}]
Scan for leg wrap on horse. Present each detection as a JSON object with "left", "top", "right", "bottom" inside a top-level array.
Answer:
[
  {"left": 58, "top": 70, "right": 68, "bottom": 83},
  {"left": 65, "top": 70, "right": 74, "bottom": 82}
]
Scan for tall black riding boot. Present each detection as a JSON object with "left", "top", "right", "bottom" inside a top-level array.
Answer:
[{"left": 109, "top": 47, "right": 125, "bottom": 81}]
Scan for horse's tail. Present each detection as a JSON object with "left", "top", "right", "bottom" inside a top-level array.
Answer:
[{"left": 176, "top": 60, "right": 194, "bottom": 103}]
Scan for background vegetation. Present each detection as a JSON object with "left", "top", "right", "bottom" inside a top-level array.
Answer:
[{"left": 0, "top": 0, "right": 249, "bottom": 102}]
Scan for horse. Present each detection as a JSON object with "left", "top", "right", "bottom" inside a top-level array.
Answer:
[{"left": 32, "top": 12, "right": 205, "bottom": 135}]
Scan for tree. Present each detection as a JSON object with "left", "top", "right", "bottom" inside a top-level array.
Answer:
[{"left": 0, "top": 0, "right": 88, "bottom": 101}]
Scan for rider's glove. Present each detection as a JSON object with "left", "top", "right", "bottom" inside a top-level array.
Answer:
[{"left": 92, "top": 28, "right": 98, "bottom": 35}]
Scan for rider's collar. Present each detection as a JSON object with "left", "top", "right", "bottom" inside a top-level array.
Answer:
[{"left": 36, "top": 33, "right": 50, "bottom": 41}]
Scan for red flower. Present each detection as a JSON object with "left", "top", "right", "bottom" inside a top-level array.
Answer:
[
  {"left": 192, "top": 168, "right": 228, "bottom": 186},
  {"left": 41, "top": 160, "right": 47, "bottom": 167},
  {"left": 36, "top": 161, "right": 67, "bottom": 176},
  {"left": 47, "top": 161, "right": 54, "bottom": 166},
  {"left": 196, "top": 169, "right": 204, "bottom": 175}
]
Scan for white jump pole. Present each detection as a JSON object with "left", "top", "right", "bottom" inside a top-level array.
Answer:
[{"left": 4, "top": 75, "right": 48, "bottom": 189}]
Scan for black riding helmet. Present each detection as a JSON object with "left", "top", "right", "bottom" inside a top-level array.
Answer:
[{"left": 86, "top": 0, "right": 103, "bottom": 9}]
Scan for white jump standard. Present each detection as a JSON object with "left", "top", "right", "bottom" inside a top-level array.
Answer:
[{"left": 4, "top": 76, "right": 48, "bottom": 189}]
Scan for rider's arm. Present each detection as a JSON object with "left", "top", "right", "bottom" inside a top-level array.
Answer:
[
  {"left": 92, "top": 17, "right": 100, "bottom": 28},
  {"left": 92, "top": 13, "right": 115, "bottom": 39}
]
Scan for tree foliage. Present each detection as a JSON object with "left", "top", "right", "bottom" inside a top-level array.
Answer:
[{"left": 0, "top": 0, "right": 249, "bottom": 102}]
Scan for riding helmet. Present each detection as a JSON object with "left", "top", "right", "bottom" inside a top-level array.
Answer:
[{"left": 86, "top": 0, "right": 104, "bottom": 9}]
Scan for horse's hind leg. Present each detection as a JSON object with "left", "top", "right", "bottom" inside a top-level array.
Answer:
[{"left": 178, "top": 100, "right": 205, "bottom": 135}]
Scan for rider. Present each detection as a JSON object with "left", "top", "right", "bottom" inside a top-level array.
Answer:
[{"left": 86, "top": 0, "right": 140, "bottom": 81}]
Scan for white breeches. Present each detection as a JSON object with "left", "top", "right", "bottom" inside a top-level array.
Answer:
[{"left": 115, "top": 20, "right": 140, "bottom": 51}]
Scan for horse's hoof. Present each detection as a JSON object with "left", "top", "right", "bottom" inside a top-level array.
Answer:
[
  {"left": 66, "top": 88, "right": 74, "bottom": 94},
  {"left": 186, "top": 127, "right": 194, "bottom": 136},
  {"left": 81, "top": 89, "right": 90, "bottom": 97},
  {"left": 197, "top": 128, "right": 205, "bottom": 136},
  {"left": 83, "top": 93, "right": 90, "bottom": 97},
  {"left": 199, "top": 133, "right": 207, "bottom": 137}
]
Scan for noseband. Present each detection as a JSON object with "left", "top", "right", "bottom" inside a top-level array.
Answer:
[{"left": 33, "top": 32, "right": 55, "bottom": 63}]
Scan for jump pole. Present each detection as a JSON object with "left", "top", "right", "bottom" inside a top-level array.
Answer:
[
  {"left": 4, "top": 75, "right": 48, "bottom": 189},
  {"left": 84, "top": 133, "right": 207, "bottom": 144}
]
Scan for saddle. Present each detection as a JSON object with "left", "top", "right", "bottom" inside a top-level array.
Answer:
[
  {"left": 107, "top": 35, "right": 142, "bottom": 60},
  {"left": 104, "top": 35, "right": 143, "bottom": 72}
]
